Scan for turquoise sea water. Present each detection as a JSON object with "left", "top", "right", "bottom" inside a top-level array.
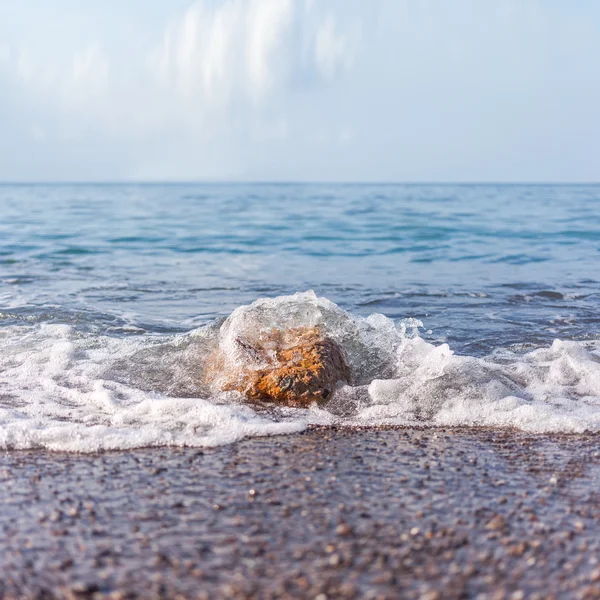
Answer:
[
  {"left": 2, "top": 183, "right": 599, "bottom": 351},
  {"left": 1, "top": 183, "right": 600, "bottom": 450}
]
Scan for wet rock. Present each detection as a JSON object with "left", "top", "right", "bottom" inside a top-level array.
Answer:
[{"left": 206, "top": 327, "right": 350, "bottom": 408}]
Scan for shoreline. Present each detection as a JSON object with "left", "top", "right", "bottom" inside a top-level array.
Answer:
[{"left": 2, "top": 428, "right": 600, "bottom": 599}]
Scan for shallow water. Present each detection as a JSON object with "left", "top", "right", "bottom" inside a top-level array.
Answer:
[{"left": 1, "top": 183, "right": 600, "bottom": 450}]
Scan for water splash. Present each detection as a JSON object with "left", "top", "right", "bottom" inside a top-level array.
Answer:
[{"left": 0, "top": 292, "right": 599, "bottom": 452}]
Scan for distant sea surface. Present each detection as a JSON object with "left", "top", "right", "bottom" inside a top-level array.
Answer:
[{"left": 1, "top": 183, "right": 600, "bottom": 451}]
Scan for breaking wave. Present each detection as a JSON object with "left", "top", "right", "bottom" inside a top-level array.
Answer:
[{"left": 1, "top": 291, "right": 600, "bottom": 452}]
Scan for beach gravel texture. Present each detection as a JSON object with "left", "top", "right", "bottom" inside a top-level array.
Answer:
[{"left": 2, "top": 428, "right": 600, "bottom": 599}]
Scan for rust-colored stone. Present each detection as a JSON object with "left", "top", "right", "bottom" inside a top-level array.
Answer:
[{"left": 206, "top": 327, "right": 350, "bottom": 408}]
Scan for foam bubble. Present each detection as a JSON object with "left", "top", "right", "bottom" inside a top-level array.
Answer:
[
  {"left": 0, "top": 292, "right": 599, "bottom": 452},
  {"left": 362, "top": 336, "right": 600, "bottom": 433},
  {"left": 0, "top": 323, "right": 305, "bottom": 452}
]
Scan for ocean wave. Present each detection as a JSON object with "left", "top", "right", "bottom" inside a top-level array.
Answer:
[{"left": 1, "top": 291, "right": 599, "bottom": 452}]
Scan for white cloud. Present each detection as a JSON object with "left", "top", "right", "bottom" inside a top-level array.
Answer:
[
  {"left": 314, "top": 13, "right": 350, "bottom": 79},
  {"left": 3, "top": 41, "right": 109, "bottom": 113},
  {"left": 71, "top": 43, "right": 109, "bottom": 89},
  {"left": 158, "top": 1, "right": 243, "bottom": 108},
  {"left": 65, "top": 42, "right": 110, "bottom": 109},
  {"left": 245, "top": 0, "right": 294, "bottom": 101},
  {"left": 155, "top": 0, "right": 343, "bottom": 121},
  {"left": 1, "top": 0, "right": 599, "bottom": 182}
]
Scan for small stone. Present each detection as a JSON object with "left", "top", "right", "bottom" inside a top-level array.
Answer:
[
  {"left": 508, "top": 543, "right": 527, "bottom": 557},
  {"left": 485, "top": 515, "right": 507, "bottom": 531},
  {"left": 70, "top": 581, "right": 99, "bottom": 595},
  {"left": 328, "top": 554, "right": 341, "bottom": 566},
  {"left": 335, "top": 523, "right": 353, "bottom": 536},
  {"left": 49, "top": 510, "right": 63, "bottom": 522},
  {"left": 339, "top": 582, "right": 358, "bottom": 597}
]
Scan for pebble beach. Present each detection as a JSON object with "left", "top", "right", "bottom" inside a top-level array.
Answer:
[{"left": 2, "top": 427, "right": 600, "bottom": 599}]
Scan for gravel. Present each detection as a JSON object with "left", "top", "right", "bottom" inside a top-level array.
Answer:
[{"left": 1, "top": 426, "right": 600, "bottom": 599}]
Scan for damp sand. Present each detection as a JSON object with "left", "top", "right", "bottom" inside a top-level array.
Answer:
[{"left": 2, "top": 427, "right": 600, "bottom": 599}]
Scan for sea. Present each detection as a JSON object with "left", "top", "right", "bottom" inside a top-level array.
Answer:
[{"left": 1, "top": 183, "right": 600, "bottom": 452}]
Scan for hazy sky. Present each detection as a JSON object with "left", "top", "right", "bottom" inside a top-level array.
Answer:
[{"left": 1, "top": 0, "right": 599, "bottom": 182}]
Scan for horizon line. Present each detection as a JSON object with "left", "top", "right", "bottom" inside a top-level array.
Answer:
[{"left": 0, "top": 180, "right": 599, "bottom": 186}]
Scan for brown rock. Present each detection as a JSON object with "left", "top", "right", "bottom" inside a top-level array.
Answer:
[{"left": 206, "top": 326, "right": 350, "bottom": 408}]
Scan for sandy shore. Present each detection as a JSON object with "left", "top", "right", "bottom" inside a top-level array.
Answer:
[{"left": 2, "top": 427, "right": 600, "bottom": 599}]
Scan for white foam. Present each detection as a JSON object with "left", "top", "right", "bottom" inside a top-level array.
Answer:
[
  {"left": 1, "top": 291, "right": 599, "bottom": 452},
  {"left": 362, "top": 337, "right": 600, "bottom": 433},
  {"left": 0, "top": 323, "right": 305, "bottom": 452}
]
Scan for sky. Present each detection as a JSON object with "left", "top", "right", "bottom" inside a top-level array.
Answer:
[{"left": 0, "top": 0, "right": 599, "bottom": 182}]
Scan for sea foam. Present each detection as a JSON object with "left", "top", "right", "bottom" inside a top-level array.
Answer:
[{"left": 1, "top": 291, "right": 599, "bottom": 452}]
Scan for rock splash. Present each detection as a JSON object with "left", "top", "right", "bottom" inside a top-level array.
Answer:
[{"left": 206, "top": 326, "right": 350, "bottom": 408}]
